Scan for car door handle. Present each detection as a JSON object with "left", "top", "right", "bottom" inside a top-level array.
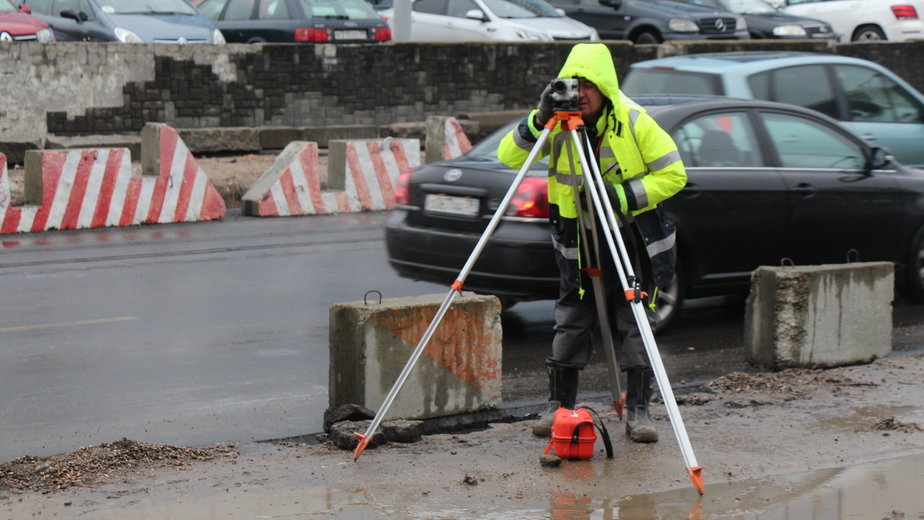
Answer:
[{"left": 792, "top": 183, "right": 816, "bottom": 197}]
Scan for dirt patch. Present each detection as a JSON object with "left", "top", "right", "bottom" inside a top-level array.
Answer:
[
  {"left": 0, "top": 438, "right": 237, "bottom": 494},
  {"left": 705, "top": 367, "right": 878, "bottom": 396},
  {"left": 869, "top": 417, "right": 923, "bottom": 433}
]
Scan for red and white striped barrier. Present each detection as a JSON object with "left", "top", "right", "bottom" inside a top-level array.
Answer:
[
  {"left": 0, "top": 124, "right": 225, "bottom": 234},
  {"left": 243, "top": 138, "right": 420, "bottom": 217},
  {"left": 442, "top": 117, "right": 472, "bottom": 160}
]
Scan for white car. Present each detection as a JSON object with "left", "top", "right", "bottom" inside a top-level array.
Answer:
[
  {"left": 380, "top": 0, "right": 599, "bottom": 41},
  {"left": 771, "top": 0, "right": 924, "bottom": 41}
]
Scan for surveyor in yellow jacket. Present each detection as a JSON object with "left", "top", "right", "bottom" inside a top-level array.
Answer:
[{"left": 498, "top": 43, "right": 686, "bottom": 443}]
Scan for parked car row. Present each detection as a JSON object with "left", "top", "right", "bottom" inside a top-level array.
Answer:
[
  {"left": 621, "top": 52, "right": 924, "bottom": 168},
  {"left": 384, "top": 93, "right": 924, "bottom": 331},
  {"left": 3, "top": 0, "right": 919, "bottom": 43}
]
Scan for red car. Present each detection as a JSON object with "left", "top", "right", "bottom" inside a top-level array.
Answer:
[{"left": 0, "top": 0, "right": 53, "bottom": 41}]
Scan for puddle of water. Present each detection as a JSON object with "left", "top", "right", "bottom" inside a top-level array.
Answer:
[
  {"left": 815, "top": 405, "right": 919, "bottom": 431},
  {"left": 508, "top": 453, "right": 924, "bottom": 520},
  {"left": 5, "top": 454, "right": 922, "bottom": 519}
]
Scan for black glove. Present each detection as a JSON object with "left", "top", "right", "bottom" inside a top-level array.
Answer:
[{"left": 533, "top": 84, "right": 553, "bottom": 128}]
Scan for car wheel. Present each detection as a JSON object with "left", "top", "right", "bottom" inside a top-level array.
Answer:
[
  {"left": 852, "top": 25, "right": 885, "bottom": 41},
  {"left": 901, "top": 225, "right": 924, "bottom": 301},
  {"left": 647, "top": 263, "right": 684, "bottom": 334},
  {"left": 633, "top": 31, "right": 662, "bottom": 45},
  {"left": 497, "top": 296, "right": 518, "bottom": 311}
]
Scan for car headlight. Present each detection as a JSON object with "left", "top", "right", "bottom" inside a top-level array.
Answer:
[
  {"left": 36, "top": 27, "right": 55, "bottom": 42},
  {"left": 736, "top": 15, "right": 748, "bottom": 30},
  {"left": 668, "top": 18, "right": 699, "bottom": 32},
  {"left": 772, "top": 24, "right": 807, "bottom": 37},
  {"left": 212, "top": 28, "right": 226, "bottom": 44},
  {"left": 514, "top": 29, "right": 550, "bottom": 40},
  {"left": 114, "top": 27, "right": 144, "bottom": 43}
]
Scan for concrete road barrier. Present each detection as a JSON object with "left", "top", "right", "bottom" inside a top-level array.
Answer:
[
  {"left": 744, "top": 262, "right": 894, "bottom": 369},
  {"left": 426, "top": 116, "right": 473, "bottom": 164},
  {"left": 0, "top": 123, "right": 225, "bottom": 234},
  {"left": 242, "top": 138, "right": 420, "bottom": 217},
  {"left": 329, "top": 292, "right": 502, "bottom": 421}
]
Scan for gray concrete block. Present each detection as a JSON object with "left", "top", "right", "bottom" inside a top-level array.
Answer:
[
  {"left": 744, "top": 262, "right": 894, "bottom": 369},
  {"left": 329, "top": 292, "right": 502, "bottom": 421},
  {"left": 177, "top": 127, "right": 262, "bottom": 154}
]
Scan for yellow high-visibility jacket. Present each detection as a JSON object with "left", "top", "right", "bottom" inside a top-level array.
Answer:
[{"left": 498, "top": 43, "right": 686, "bottom": 291}]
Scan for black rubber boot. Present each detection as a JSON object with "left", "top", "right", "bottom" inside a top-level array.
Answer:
[
  {"left": 625, "top": 368, "right": 659, "bottom": 443},
  {"left": 532, "top": 366, "right": 579, "bottom": 437}
]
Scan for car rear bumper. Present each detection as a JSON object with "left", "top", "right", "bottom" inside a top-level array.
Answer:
[{"left": 384, "top": 211, "right": 559, "bottom": 301}]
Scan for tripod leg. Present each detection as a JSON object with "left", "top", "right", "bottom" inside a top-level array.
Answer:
[
  {"left": 353, "top": 127, "right": 555, "bottom": 461},
  {"left": 569, "top": 145, "right": 625, "bottom": 418},
  {"left": 568, "top": 128, "right": 705, "bottom": 495}
]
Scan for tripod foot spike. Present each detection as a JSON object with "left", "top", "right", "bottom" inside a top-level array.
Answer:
[
  {"left": 614, "top": 394, "right": 625, "bottom": 420},
  {"left": 687, "top": 466, "right": 705, "bottom": 495},
  {"left": 353, "top": 433, "right": 369, "bottom": 461}
]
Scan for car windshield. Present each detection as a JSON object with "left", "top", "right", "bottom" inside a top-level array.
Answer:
[
  {"left": 484, "top": 0, "right": 561, "bottom": 18},
  {"left": 622, "top": 68, "right": 724, "bottom": 96},
  {"left": 302, "top": 0, "right": 380, "bottom": 18},
  {"left": 0, "top": 0, "right": 17, "bottom": 12},
  {"left": 99, "top": 0, "right": 198, "bottom": 15},
  {"left": 726, "top": 0, "right": 775, "bottom": 14}
]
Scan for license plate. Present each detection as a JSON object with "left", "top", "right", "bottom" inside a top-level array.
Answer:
[
  {"left": 424, "top": 194, "right": 480, "bottom": 217},
  {"left": 334, "top": 30, "right": 368, "bottom": 40}
]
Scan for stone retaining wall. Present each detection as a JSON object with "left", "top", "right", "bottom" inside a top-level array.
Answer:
[{"left": 3, "top": 39, "right": 923, "bottom": 152}]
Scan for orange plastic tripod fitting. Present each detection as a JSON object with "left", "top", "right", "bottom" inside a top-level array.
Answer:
[
  {"left": 546, "top": 111, "right": 585, "bottom": 131},
  {"left": 687, "top": 466, "right": 705, "bottom": 495},
  {"left": 450, "top": 280, "right": 465, "bottom": 293},
  {"left": 352, "top": 433, "right": 370, "bottom": 461}
]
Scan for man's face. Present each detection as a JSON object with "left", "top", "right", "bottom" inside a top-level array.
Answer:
[{"left": 577, "top": 78, "right": 605, "bottom": 120}]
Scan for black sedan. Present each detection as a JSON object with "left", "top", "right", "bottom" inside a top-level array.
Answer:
[
  {"left": 674, "top": 0, "right": 835, "bottom": 40},
  {"left": 385, "top": 96, "right": 924, "bottom": 330},
  {"left": 198, "top": 0, "right": 391, "bottom": 43}
]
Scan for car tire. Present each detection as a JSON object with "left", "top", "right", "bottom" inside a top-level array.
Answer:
[
  {"left": 633, "top": 31, "right": 662, "bottom": 44},
  {"left": 647, "top": 261, "right": 684, "bottom": 334},
  {"left": 901, "top": 225, "right": 924, "bottom": 302},
  {"left": 852, "top": 24, "right": 885, "bottom": 41}
]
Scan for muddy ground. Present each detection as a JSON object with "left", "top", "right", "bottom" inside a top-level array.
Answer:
[{"left": 2, "top": 354, "right": 923, "bottom": 519}]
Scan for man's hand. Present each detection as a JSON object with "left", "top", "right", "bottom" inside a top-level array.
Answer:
[{"left": 533, "top": 84, "right": 554, "bottom": 128}]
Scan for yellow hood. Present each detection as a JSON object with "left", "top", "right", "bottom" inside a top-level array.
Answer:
[{"left": 557, "top": 43, "right": 621, "bottom": 106}]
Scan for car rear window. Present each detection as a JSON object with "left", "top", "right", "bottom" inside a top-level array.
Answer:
[
  {"left": 622, "top": 69, "right": 724, "bottom": 97},
  {"left": 301, "top": 0, "right": 380, "bottom": 18}
]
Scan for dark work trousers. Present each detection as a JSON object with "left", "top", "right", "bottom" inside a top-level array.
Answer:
[{"left": 547, "top": 222, "right": 651, "bottom": 372}]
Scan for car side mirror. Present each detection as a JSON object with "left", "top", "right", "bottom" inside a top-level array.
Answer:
[
  {"left": 465, "top": 8, "right": 487, "bottom": 21},
  {"left": 869, "top": 147, "right": 893, "bottom": 170},
  {"left": 599, "top": 0, "right": 622, "bottom": 8},
  {"left": 59, "top": 8, "right": 88, "bottom": 21},
  {"left": 18, "top": 4, "right": 32, "bottom": 13}
]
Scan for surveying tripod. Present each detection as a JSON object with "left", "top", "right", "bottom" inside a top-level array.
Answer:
[{"left": 352, "top": 106, "right": 705, "bottom": 495}]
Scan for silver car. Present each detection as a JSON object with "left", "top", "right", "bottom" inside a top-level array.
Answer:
[{"left": 380, "top": 0, "right": 599, "bottom": 41}]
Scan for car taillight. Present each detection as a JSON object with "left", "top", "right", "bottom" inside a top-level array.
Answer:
[
  {"left": 294, "top": 27, "right": 329, "bottom": 42},
  {"left": 394, "top": 169, "right": 413, "bottom": 205},
  {"left": 375, "top": 27, "right": 392, "bottom": 41},
  {"left": 892, "top": 4, "right": 918, "bottom": 18},
  {"left": 506, "top": 177, "right": 549, "bottom": 218}
]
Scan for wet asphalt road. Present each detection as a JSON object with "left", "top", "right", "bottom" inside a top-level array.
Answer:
[{"left": 2, "top": 210, "right": 923, "bottom": 462}]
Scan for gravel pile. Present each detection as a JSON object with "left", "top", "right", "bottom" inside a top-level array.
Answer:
[{"left": 0, "top": 438, "right": 237, "bottom": 493}]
